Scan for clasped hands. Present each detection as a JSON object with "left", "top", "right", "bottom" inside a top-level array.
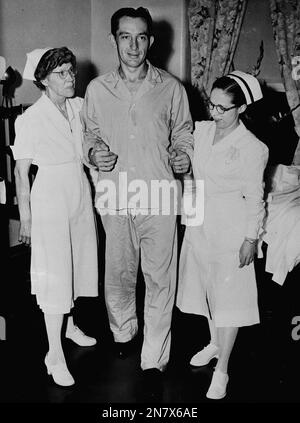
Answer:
[
  {"left": 89, "top": 139, "right": 118, "bottom": 172},
  {"left": 169, "top": 148, "right": 191, "bottom": 174},
  {"left": 89, "top": 141, "right": 191, "bottom": 175}
]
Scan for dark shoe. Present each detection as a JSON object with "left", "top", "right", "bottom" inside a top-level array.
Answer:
[
  {"left": 114, "top": 338, "right": 138, "bottom": 359},
  {"left": 141, "top": 368, "right": 163, "bottom": 402}
]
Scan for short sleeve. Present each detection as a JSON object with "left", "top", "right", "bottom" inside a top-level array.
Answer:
[
  {"left": 11, "top": 113, "right": 38, "bottom": 160},
  {"left": 194, "top": 120, "right": 209, "bottom": 134},
  {"left": 193, "top": 120, "right": 214, "bottom": 159},
  {"left": 193, "top": 120, "right": 214, "bottom": 141},
  {"left": 70, "top": 96, "right": 83, "bottom": 114}
]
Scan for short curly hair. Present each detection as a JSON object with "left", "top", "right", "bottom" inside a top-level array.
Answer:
[{"left": 34, "top": 46, "right": 76, "bottom": 90}]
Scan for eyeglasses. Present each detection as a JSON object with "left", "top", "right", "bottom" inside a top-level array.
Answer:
[
  {"left": 206, "top": 99, "right": 237, "bottom": 115},
  {"left": 51, "top": 68, "right": 77, "bottom": 79}
]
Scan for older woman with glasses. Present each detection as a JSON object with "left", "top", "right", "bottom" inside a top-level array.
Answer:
[
  {"left": 176, "top": 71, "right": 269, "bottom": 400},
  {"left": 12, "top": 47, "right": 98, "bottom": 387}
]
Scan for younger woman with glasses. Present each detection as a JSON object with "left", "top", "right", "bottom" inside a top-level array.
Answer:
[
  {"left": 12, "top": 47, "right": 98, "bottom": 387},
  {"left": 176, "top": 71, "right": 269, "bottom": 400}
]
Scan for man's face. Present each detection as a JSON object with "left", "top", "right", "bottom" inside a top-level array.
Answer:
[{"left": 114, "top": 16, "right": 154, "bottom": 69}]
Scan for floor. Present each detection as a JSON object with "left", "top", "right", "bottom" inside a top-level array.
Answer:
[{"left": 1, "top": 236, "right": 300, "bottom": 414}]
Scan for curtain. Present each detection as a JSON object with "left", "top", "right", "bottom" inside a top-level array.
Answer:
[
  {"left": 188, "top": 0, "right": 248, "bottom": 98},
  {"left": 269, "top": 0, "right": 300, "bottom": 164}
]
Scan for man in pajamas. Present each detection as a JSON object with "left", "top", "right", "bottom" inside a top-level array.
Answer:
[{"left": 81, "top": 7, "right": 193, "bottom": 388}]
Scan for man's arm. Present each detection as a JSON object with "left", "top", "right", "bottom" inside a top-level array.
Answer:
[
  {"left": 169, "top": 81, "right": 194, "bottom": 174},
  {"left": 80, "top": 85, "right": 103, "bottom": 166},
  {"left": 80, "top": 84, "right": 118, "bottom": 172}
]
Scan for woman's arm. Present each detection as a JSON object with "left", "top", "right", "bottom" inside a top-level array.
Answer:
[
  {"left": 14, "top": 159, "right": 33, "bottom": 245},
  {"left": 239, "top": 140, "right": 269, "bottom": 267}
]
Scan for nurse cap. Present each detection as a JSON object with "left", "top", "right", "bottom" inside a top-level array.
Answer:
[
  {"left": 226, "top": 70, "right": 263, "bottom": 105},
  {"left": 23, "top": 47, "right": 52, "bottom": 81}
]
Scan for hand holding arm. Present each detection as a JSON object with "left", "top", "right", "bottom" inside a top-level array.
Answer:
[
  {"left": 88, "top": 139, "right": 118, "bottom": 172},
  {"left": 81, "top": 87, "right": 118, "bottom": 172},
  {"left": 169, "top": 82, "right": 194, "bottom": 165},
  {"left": 169, "top": 148, "right": 191, "bottom": 174}
]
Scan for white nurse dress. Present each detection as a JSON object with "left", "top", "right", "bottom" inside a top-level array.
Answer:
[
  {"left": 12, "top": 94, "right": 98, "bottom": 314},
  {"left": 176, "top": 120, "right": 269, "bottom": 327}
]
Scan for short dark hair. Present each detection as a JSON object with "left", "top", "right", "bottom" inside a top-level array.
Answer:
[
  {"left": 111, "top": 7, "right": 153, "bottom": 37},
  {"left": 34, "top": 46, "right": 76, "bottom": 90},
  {"left": 212, "top": 76, "right": 247, "bottom": 107}
]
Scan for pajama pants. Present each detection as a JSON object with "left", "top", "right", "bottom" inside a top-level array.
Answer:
[{"left": 101, "top": 211, "right": 177, "bottom": 371}]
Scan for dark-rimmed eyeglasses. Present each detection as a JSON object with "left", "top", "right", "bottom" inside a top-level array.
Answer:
[
  {"left": 51, "top": 68, "right": 77, "bottom": 79},
  {"left": 206, "top": 99, "right": 237, "bottom": 115}
]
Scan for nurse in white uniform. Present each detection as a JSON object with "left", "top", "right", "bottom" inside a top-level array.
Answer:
[
  {"left": 176, "top": 71, "right": 269, "bottom": 399},
  {"left": 13, "top": 47, "right": 98, "bottom": 387}
]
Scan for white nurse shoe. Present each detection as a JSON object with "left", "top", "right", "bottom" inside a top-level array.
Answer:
[
  {"left": 190, "top": 343, "right": 219, "bottom": 366},
  {"left": 66, "top": 325, "right": 97, "bottom": 347},
  {"left": 44, "top": 354, "right": 75, "bottom": 387},
  {"left": 206, "top": 369, "right": 229, "bottom": 400}
]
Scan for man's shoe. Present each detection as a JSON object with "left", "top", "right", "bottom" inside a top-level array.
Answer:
[
  {"left": 115, "top": 342, "right": 129, "bottom": 359},
  {"left": 114, "top": 338, "right": 138, "bottom": 359},
  {"left": 190, "top": 343, "right": 219, "bottom": 366},
  {"left": 66, "top": 325, "right": 97, "bottom": 347},
  {"left": 206, "top": 369, "right": 229, "bottom": 400}
]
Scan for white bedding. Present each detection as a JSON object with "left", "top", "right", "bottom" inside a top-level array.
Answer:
[{"left": 263, "top": 164, "right": 300, "bottom": 285}]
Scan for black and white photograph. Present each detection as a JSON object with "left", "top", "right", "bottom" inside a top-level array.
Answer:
[{"left": 0, "top": 0, "right": 300, "bottom": 418}]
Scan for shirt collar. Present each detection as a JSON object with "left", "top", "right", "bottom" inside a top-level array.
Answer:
[
  {"left": 211, "top": 120, "right": 250, "bottom": 151},
  {"left": 41, "top": 93, "right": 75, "bottom": 122},
  {"left": 103, "top": 60, "right": 163, "bottom": 88}
]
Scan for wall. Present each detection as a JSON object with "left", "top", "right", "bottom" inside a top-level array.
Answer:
[
  {"left": 0, "top": 0, "right": 283, "bottom": 104},
  {"left": 0, "top": 0, "right": 92, "bottom": 105},
  {"left": 90, "top": 0, "right": 189, "bottom": 81},
  {"left": 234, "top": 1, "right": 299, "bottom": 166},
  {"left": 0, "top": 0, "right": 91, "bottom": 246},
  {"left": 233, "top": 0, "right": 282, "bottom": 88},
  {"left": 0, "top": 0, "right": 285, "bottom": 247}
]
